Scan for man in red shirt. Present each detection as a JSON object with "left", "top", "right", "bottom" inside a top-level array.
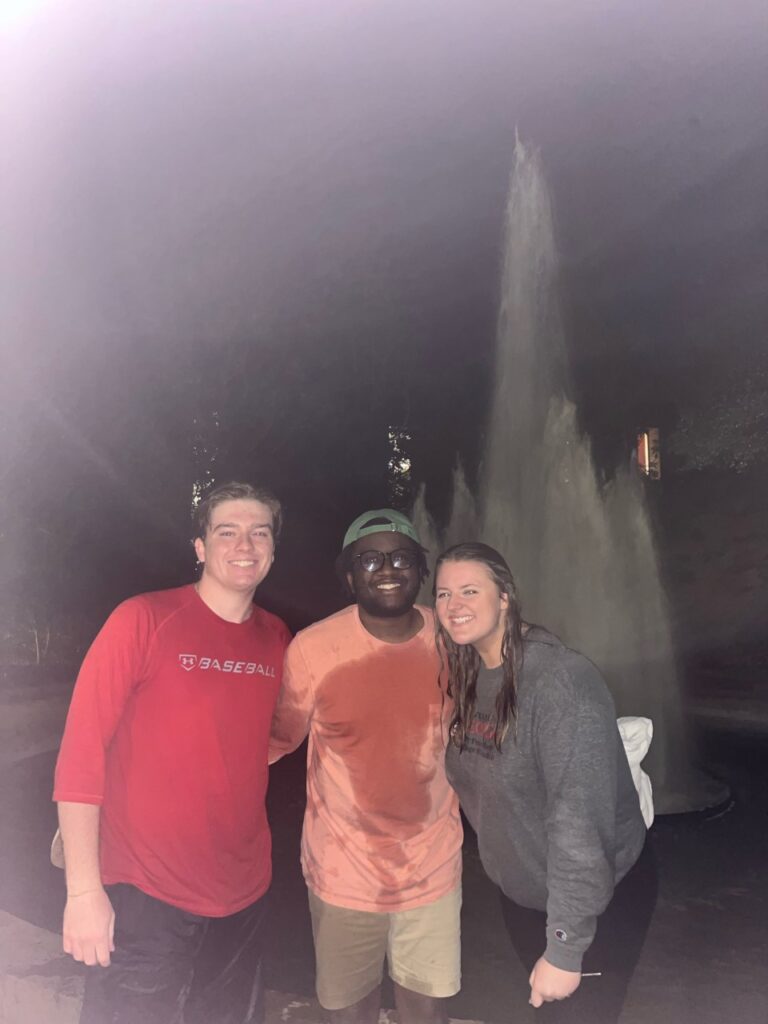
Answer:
[{"left": 54, "top": 481, "right": 291, "bottom": 1024}]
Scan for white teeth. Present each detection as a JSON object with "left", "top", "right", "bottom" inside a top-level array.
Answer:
[
  {"left": 452, "top": 616, "right": 472, "bottom": 624},
  {"left": 377, "top": 583, "right": 400, "bottom": 590},
  {"left": 232, "top": 561, "right": 255, "bottom": 567}
]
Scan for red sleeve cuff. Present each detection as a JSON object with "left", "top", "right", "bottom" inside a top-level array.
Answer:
[{"left": 52, "top": 791, "right": 104, "bottom": 806}]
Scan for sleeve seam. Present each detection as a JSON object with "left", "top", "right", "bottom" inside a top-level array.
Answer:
[{"left": 53, "top": 792, "right": 104, "bottom": 805}]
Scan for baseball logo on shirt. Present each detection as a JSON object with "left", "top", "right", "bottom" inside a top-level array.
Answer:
[{"left": 177, "top": 653, "right": 277, "bottom": 677}]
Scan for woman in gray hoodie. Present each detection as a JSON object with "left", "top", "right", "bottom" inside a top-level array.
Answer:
[{"left": 434, "top": 542, "right": 653, "bottom": 1022}]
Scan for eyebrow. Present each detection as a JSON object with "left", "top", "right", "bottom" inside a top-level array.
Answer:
[
  {"left": 211, "top": 521, "right": 273, "bottom": 532},
  {"left": 358, "top": 545, "right": 413, "bottom": 553}
]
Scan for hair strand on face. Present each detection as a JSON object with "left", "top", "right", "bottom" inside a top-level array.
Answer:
[{"left": 434, "top": 542, "right": 524, "bottom": 751}]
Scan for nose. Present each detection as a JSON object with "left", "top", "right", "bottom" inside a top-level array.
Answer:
[
  {"left": 446, "top": 593, "right": 463, "bottom": 612},
  {"left": 236, "top": 532, "right": 255, "bottom": 551}
]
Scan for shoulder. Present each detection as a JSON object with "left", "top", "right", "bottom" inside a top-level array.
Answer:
[
  {"left": 251, "top": 605, "right": 292, "bottom": 647},
  {"left": 283, "top": 606, "right": 358, "bottom": 681},
  {"left": 291, "top": 604, "right": 357, "bottom": 648},
  {"left": 523, "top": 628, "right": 614, "bottom": 713},
  {"left": 84, "top": 587, "right": 195, "bottom": 660},
  {"left": 104, "top": 585, "right": 194, "bottom": 631},
  {"left": 521, "top": 626, "right": 567, "bottom": 687}
]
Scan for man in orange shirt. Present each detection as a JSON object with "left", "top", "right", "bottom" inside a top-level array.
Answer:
[{"left": 270, "top": 509, "right": 463, "bottom": 1024}]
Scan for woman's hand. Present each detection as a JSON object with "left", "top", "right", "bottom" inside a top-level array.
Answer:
[{"left": 528, "top": 956, "right": 581, "bottom": 1007}]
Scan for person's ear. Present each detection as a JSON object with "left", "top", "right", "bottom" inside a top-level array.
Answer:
[{"left": 194, "top": 537, "right": 205, "bottom": 564}]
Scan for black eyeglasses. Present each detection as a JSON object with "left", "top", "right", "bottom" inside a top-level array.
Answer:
[{"left": 352, "top": 549, "right": 417, "bottom": 573}]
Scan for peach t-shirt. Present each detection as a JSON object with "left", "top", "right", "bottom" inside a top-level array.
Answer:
[{"left": 269, "top": 605, "right": 462, "bottom": 912}]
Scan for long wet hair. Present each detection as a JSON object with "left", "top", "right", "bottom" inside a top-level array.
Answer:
[{"left": 434, "top": 542, "right": 524, "bottom": 751}]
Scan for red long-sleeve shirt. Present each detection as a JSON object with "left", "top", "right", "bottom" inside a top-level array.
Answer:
[{"left": 54, "top": 585, "right": 290, "bottom": 916}]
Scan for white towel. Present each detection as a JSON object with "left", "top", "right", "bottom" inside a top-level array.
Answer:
[{"left": 617, "top": 716, "right": 654, "bottom": 828}]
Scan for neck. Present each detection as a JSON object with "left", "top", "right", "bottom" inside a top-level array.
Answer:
[
  {"left": 474, "top": 629, "right": 504, "bottom": 669},
  {"left": 476, "top": 645, "right": 503, "bottom": 669},
  {"left": 477, "top": 621, "right": 530, "bottom": 668},
  {"left": 195, "top": 578, "right": 255, "bottom": 624},
  {"left": 358, "top": 605, "right": 423, "bottom": 643}
]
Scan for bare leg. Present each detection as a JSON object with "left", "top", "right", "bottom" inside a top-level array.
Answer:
[
  {"left": 393, "top": 983, "right": 449, "bottom": 1024},
  {"left": 327, "top": 985, "right": 381, "bottom": 1024}
]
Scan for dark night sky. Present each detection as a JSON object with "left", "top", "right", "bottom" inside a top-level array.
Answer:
[{"left": 2, "top": 0, "right": 767, "bottom": 625}]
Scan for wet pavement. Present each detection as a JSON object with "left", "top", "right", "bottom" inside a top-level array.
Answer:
[
  {"left": 266, "top": 725, "right": 768, "bottom": 1023},
  {"left": 1, "top": 719, "right": 767, "bottom": 1023}
]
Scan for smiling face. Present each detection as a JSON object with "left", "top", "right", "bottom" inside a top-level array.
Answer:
[
  {"left": 194, "top": 498, "right": 275, "bottom": 598},
  {"left": 435, "top": 559, "right": 509, "bottom": 666},
  {"left": 346, "top": 531, "right": 422, "bottom": 622}
]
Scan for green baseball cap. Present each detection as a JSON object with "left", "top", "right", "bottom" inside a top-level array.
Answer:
[{"left": 342, "top": 508, "right": 421, "bottom": 552}]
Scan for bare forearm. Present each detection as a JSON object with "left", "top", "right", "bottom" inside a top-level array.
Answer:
[
  {"left": 58, "top": 801, "right": 103, "bottom": 894},
  {"left": 57, "top": 802, "right": 115, "bottom": 966}
]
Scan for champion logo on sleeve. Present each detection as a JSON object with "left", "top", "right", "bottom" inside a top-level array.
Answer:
[{"left": 555, "top": 929, "right": 568, "bottom": 942}]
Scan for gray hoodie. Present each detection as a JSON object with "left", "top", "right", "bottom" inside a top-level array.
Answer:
[{"left": 445, "top": 627, "right": 646, "bottom": 972}]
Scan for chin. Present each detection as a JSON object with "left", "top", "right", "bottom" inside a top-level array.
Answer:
[
  {"left": 446, "top": 629, "right": 477, "bottom": 647},
  {"left": 378, "top": 604, "right": 415, "bottom": 619},
  {"left": 360, "top": 598, "right": 415, "bottom": 619}
]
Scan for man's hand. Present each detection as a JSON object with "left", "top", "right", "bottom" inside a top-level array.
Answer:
[
  {"left": 528, "top": 956, "right": 581, "bottom": 1007},
  {"left": 62, "top": 888, "right": 115, "bottom": 967}
]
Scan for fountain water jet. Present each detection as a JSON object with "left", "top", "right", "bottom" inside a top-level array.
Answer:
[{"left": 414, "top": 139, "right": 723, "bottom": 813}]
